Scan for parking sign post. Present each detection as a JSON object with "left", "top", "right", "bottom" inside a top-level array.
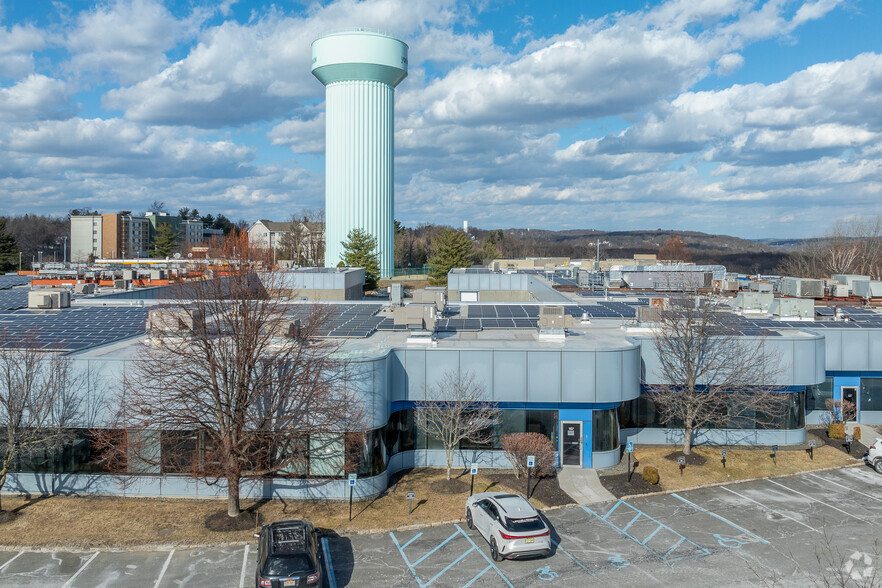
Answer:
[
  {"left": 771, "top": 445, "right": 778, "bottom": 466},
  {"left": 406, "top": 491, "right": 415, "bottom": 515},
  {"left": 721, "top": 449, "right": 727, "bottom": 469},
  {"left": 845, "top": 434, "right": 853, "bottom": 454},
  {"left": 626, "top": 441, "right": 634, "bottom": 482},
  {"left": 470, "top": 465, "right": 478, "bottom": 497},
  {"left": 348, "top": 474, "right": 357, "bottom": 522},
  {"left": 809, "top": 439, "right": 815, "bottom": 460},
  {"left": 526, "top": 455, "right": 535, "bottom": 500},
  {"left": 678, "top": 455, "right": 686, "bottom": 477}
]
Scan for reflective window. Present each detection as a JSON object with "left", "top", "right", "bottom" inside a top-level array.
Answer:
[
  {"left": 861, "top": 379, "right": 882, "bottom": 412},
  {"left": 806, "top": 378, "right": 834, "bottom": 411},
  {"left": 592, "top": 409, "right": 619, "bottom": 452}
]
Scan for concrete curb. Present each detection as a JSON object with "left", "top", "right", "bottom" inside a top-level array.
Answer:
[{"left": 0, "top": 461, "right": 869, "bottom": 551}]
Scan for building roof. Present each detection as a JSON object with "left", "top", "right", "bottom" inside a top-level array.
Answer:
[{"left": 253, "top": 219, "right": 292, "bottom": 232}]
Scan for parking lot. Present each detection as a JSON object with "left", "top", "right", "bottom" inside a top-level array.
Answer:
[{"left": 1, "top": 466, "right": 880, "bottom": 587}]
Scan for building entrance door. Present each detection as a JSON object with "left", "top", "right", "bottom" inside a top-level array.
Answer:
[
  {"left": 843, "top": 387, "right": 858, "bottom": 421},
  {"left": 561, "top": 421, "right": 582, "bottom": 466}
]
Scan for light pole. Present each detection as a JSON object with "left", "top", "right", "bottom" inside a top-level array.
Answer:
[
  {"left": 63, "top": 236, "right": 68, "bottom": 264},
  {"left": 588, "top": 241, "right": 610, "bottom": 268}
]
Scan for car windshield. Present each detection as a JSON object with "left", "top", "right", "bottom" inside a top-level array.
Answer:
[
  {"left": 264, "top": 554, "right": 314, "bottom": 577},
  {"left": 504, "top": 516, "right": 545, "bottom": 532}
]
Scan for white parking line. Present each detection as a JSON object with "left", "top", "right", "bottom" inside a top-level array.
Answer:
[
  {"left": 239, "top": 544, "right": 250, "bottom": 588},
  {"left": 808, "top": 473, "right": 882, "bottom": 504},
  {"left": 0, "top": 552, "right": 23, "bottom": 573},
  {"left": 671, "top": 493, "right": 768, "bottom": 544},
  {"left": 61, "top": 551, "right": 100, "bottom": 588},
  {"left": 766, "top": 479, "right": 874, "bottom": 525},
  {"left": 153, "top": 549, "right": 174, "bottom": 588},
  {"left": 719, "top": 486, "right": 821, "bottom": 533}
]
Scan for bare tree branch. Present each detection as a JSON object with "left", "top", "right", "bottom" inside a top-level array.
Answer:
[{"left": 414, "top": 371, "right": 500, "bottom": 480}]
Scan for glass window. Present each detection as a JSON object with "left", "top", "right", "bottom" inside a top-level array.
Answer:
[
  {"left": 861, "top": 379, "right": 882, "bottom": 412},
  {"left": 526, "top": 410, "right": 559, "bottom": 447},
  {"left": 592, "top": 409, "right": 619, "bottom": 452},
  {"left": 806, "top": 378, "right": 834, "bottom": 411},
  {"left": 492, "top": 410, "right": 525, "bottom": 449}
]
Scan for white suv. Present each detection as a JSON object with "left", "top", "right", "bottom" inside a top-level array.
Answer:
[
  {"left": 867, "top": 437, "right": 882, "bottom": 474},
  {"left": 465, "top": 493, "right": 551, "bottom": 561}
]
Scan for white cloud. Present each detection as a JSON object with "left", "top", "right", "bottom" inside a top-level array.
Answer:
[
  {"left": 0, "top": 74, "right": 75, "bottom": 121},
  {"left": 716, "top": 52, "right": 744, "bottom": 75},
  {"left": 5, "top": 118, "right": 253, "bottom": 177},
  {"left": 104, "top": 0, "right": 467, "bottom": 127},
  {"left": 0, "top": 24, "right": 45, "bottom": 77},
  {"left": 66, "top": 0, "right": 186, "bottom": 84}
]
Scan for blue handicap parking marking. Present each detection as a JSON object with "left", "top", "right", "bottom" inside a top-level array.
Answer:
[
  {"left": 388, "top": 525, "right": 514, "bottom": 588},
  {"left": 582, "top": 501, "right": 711, "bottom": 563}
]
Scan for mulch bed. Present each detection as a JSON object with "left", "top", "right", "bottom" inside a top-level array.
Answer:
[
  {"left": 599, "top": 472, "right": 658, "bottom": 497},
  {"left": 204, "top": 510, "right": 259, "bottom": 532},
  {"left": 493, "top": 473, "right": 575, "bottom": 507},
  {"left": 429, "top": 478, "right": 470, "bottom": 494},
  {"left": 663, "top": 450, "right": 707, "bottom": 466},
  {"left": 806, "top": 426, "right": 868, "bottom": 459}
]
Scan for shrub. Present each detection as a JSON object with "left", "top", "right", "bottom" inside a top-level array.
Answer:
[
  {"left": 828, "top": 422, "right": 845, "bottom": 439},
  {"left": 500, "top": 433, "right": 555, "bottom": 479},
  {"left": 853, "top": 426, "right": 861, "bottom": 441},
  {"left": 642, "top": 466, "right": 659, "bottom": 485}
]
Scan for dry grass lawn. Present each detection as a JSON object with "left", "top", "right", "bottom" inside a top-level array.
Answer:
[
  {"left": 0, "top": 469, "right": 550, "bottom": 549},
  {"left": 630, "top": 445, "right": 861, "bottom": 492}
]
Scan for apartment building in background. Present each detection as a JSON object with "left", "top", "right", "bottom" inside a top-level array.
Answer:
[{"left": 71, "top": 212, "right": 210, "bottom": 261}]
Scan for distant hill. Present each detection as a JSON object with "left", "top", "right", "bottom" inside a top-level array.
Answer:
[{"left": 471, "top": 228, "right": 790, "bottom": 274}]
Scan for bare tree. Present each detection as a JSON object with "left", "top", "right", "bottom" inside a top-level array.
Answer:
[
  {"left": 0, "top": 333, "right": 83, "bottom": 512},
  {"left": 645, "top": 296, "right": 789, "bottom": 455},
  {"left": 414, "top": 371, "right": 500, "bottom": 480},
  {"left": 778, "top": 216, "right": 882, "bottom": 280},
  {"left": 99, "top": 233, "right": 366, "bottom": 517}
]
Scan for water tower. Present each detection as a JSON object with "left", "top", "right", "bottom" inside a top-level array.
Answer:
[{"left": 312, "top": 30, "right": 408, "bottom": 279}]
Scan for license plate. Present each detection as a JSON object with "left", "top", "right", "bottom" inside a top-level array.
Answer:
[
  {"left": 525, "top": 538, "right": 534, "bottom": 544},
  {"left": 284, "top": 580, "right": 297, "bottom": 586}
]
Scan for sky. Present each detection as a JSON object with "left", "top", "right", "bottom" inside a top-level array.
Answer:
[{"left": 0, "top": 0, "right": 880, "bottom": 238}]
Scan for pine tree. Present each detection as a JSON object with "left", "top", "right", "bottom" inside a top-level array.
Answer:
[
  {"left": 150, "top": 223, "right": 180, "bottom": 258},
  {"left": 428, "top": 228, "right": 474, "bottom": 286},
  {"left": 0, "top": 218, "right": 18, "bottom": 272},
  {"left": 340, "top": 228, "right": 380, "bottom": 291}
]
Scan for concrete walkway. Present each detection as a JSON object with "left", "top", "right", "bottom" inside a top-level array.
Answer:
[{"left": 557, "top": 467, "right": 616, "bottom": 505}]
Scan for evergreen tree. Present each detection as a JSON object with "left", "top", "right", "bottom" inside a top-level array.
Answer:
[
  {"left": 340, "top": 228, "right": 380, "bottom": 291},
  {"left": 150, "top": 223, "right": 180, "bottom": 258},
  {"left": 428, "top": 228, "right": 474, "bottom": 286},
  {"left": 477, "top": 238, "right": 500, "bottom": 263},
  {"left": 0, "top": 218, "right": 18, "bottom": 272}
]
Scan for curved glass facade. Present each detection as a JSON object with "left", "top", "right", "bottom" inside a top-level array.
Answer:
[
  {"left": 592, "top": 409, "right": 619, "bottom": 452},
  {"left": 619, "top": 390, "right": 806, "bottom": 431}
]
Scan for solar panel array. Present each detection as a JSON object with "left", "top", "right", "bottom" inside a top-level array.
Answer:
[
  {"left": 0, "top": 290, "right": 28, "bottom": 311},
  {"left": 311, "top": 304, "right": 384, "bottom": 338},
  {"left": 0, "top": 306, "right": 150, "bottom": 351},
  {"left": 0, "top": 275, "right": 33, "bottom": 289}
]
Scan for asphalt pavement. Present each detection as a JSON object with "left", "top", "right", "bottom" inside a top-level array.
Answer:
[{"left": 2, "top": 465, "right": 880, "bottom": 587}]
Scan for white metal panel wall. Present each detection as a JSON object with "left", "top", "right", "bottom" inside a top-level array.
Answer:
[{"left": 324, "top": 80, "right": 395, "bottom": 278}]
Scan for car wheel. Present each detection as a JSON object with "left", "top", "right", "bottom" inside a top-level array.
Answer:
[
  {"left": 874, "top": 459, "right": 882, "bottom": 475},
  {"left": 466, "top": 508, "right": 474, "bottom": 529},
  {"left": 490, "top": 537, "right": 503, "bottom": 562}
]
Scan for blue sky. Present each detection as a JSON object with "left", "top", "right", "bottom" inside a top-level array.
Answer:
[{"left": 0, "top": 0, "right": 880, "bottom": 238}]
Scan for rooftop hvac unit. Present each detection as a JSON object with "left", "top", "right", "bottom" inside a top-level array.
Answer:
[
  {"left": 27, "top": 292, "right": 53, "bottom": 309},
  {"left": 74, "top": 283, "right": 96, "bottom": 294},
  {"left": 831, "top": 284, "right": 850, "bottom": 298},
  {"left": 770, "top": 298, "right": 814, "bottom": 319},
  {"left": 637, "top": 306, "right": 661, "bottom": 324},
  {"left": 149, "top": 309, "right": 205, "bottom": 333},
  {"left": 749, "top": 281, "right": 772, "bottom": 293},
  {"left": 733, "top": 292, "right": 773, "bottom": 313},
  {"left": 854, "top": 280, "right": 882, "bottom": 298},
  {"left": 393, "top": 304, "right": 436, "bottom": 331},
  {"left": 780, "top": 277, "right": 824, "bottom": 298},
  {"left": 833, "top": 274, "right": 871, "bottom": 288}
]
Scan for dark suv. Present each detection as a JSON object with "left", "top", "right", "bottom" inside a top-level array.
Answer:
[{"left": 254, "top": 520, "right": 322, "bottom": 587}]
